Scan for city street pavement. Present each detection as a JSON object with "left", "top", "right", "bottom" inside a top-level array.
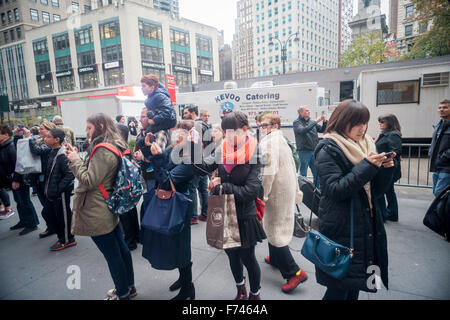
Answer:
[{"left": 0, "top": 186, "right": 449, "bottom": 300}]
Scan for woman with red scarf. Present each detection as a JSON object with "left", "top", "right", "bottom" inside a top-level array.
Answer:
[{"left": 195, "top": 111, "right": 266, "bottom": 300}]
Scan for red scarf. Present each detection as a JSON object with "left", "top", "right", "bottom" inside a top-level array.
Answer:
[{"left": 222, "top": 135, "right": 258, "bottom": 173}]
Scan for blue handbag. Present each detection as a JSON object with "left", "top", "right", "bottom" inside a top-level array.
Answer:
[
  {"left": 141, "top": 178, "right": 191, "bottom": 236},
  {"left": 301, "top": 200, "right": 354, "bottom": 279}
]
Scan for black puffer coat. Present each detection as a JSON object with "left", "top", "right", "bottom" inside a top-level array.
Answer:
[
  {"left": 194, "top": 145, "right": 263, "bottom": 220},
  {"left": 0, "top": 138, "right": 17, "bottom": 188},
  {"left": 375, "top": 130, "right": 402, "bottom": 182},
  {"left": 44, "top": 147, "right": 75, "bottom": 201},
  {"left": 314, "top": 138, "right": 390, "bottom": 292}
]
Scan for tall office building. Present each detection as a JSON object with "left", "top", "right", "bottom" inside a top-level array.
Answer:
[
  {"left": 0, "top": 0, "right": 92, "bottom": 103},
  {"left": 152, "top": 0, "right": 179, "bottom": 17},
  {"left": 253, "top": 0, "right": 340, "bottom": 77},
  {"left": 0, "top": 0, "right": 219, "bottom": 110},
  {"left": 339, "top": 0, "right": 353, "bottom": 56},
  {"left": 232, "top": 0, "right": 254, "bottom": 80}
]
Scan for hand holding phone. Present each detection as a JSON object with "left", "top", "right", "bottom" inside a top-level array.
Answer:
[{"left": 384, "top": 151, "right": 395, "bottom": 158}]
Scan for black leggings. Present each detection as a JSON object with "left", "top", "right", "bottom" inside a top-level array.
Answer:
[{"left": 225, "top": 245, "right": 261, "bottom": 293}]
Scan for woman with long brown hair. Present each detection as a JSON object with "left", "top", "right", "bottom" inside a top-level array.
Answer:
[
  {"left": 313, "top": 100, "right": 394, "bottom": 300},
  {"left": 65, "top": 113, "right": 136, "bottom": 300},
  {"left": 375, "top": 114, "right": 402, "bottom": 222}
]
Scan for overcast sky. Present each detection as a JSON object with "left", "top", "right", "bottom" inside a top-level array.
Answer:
[{"left": 179, "top": 0, "right": 390, "bottom": 45}]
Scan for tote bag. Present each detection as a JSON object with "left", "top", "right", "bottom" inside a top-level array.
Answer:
[
  {"left": 15, "top": 138, "right": 42, "bottom": 174},
  {"left": 141, "top": 179, "right": 191, "bottom": 236},
  {"left": 206, "top": 186, "right": 241, "bottom": 249}
]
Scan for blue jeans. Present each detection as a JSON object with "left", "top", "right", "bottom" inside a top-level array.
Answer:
[
  {"left": 376, "top": 181, "right": 399, "bottom": 221},
  {"left": 12, "top": 185, "right": 39, "bottom": 228},
  {"left": 298, "top": 150, "right": 319, "bottom": 188},
  {"left": 189, "top": 176, "right": 200, "bottom": 219},
  {"left": 91, "top": 224, "right": 135, "bottom": 297},
  {"left": 323, "top": 287, "right": 360, "bottom": 300},
  {"left": 197, "top": 175, "right": 209, "bottom": 217},
  {"left": 432, "top": 172, "right": 450, "bottom": 197}
]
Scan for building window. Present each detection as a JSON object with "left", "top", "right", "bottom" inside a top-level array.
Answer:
[
  {"left": 14, "top": 8, "right": 19, "bottom": 21},
  {"left": 38, "top": 79, "right": 53, "bottom": 95},
  {"left": 84, "top": 5, "right": 91, "bottom": 12},
  {"left": 139, "top": 20, "right": 162, "bottom": 40},
  {"left": 75, "top": 27, "right": 93, "bottom": 46},
  {"left": 405, "top": 24, "right": 413, "bottom": 37},
  {"left": 55, "top": 55, "right": 72, "bottom": 71},
  {"left": 72, "top": 2, "right": 79, "bottom": 13},
  {"left": 1, "top": 13, "right": 5, "bottom": 25},
  {"left": 16, "top": 27, "right": 21, "bottom": 39},
  {"left": 7, "top": 10, "right": 12, "bottom": 23},
  {"left": 79, "top": 72, "right": 98, "bottom": 89},
  {"left": 170, "top": 29, "right": 189, "bottom": 47},
  {"left": 42, "top": 11, "right": 50, "bottom": 24},
  {"left": 33, "top": 40, "right": 48, "bottom": 56},
  {"left": 171, "top": 51, "right": 190, "bottom": 66},
  {"left": 196, "top": 36, "right": 212, "bottom": 52},
  {"left": 35, "top": 60, "right": 51, "bottom": 74},
  {"left": 377, "top": 80, "right": 420, "bottom": 105},
  {"left": 99, "top": 20, "right": 120, "bottom": 40},
  {"left": 405, "top": 4, "right": 414, "bottom": 18},
  {"left": 173, "top": 71, "right": 191, "bottom": 87},
  {"left": 53, "top": 14, "right": 60, "bottom": 22},
  {"left": 41, "top": 0, "right": 48, "bottom": 5},
  {"left": 104, "top": 67, "right": 124, "bottom": 86},
  {"left": 53, "top": 33, "right": 70, "bottom": 51},
  {"left": 77, "top": 50, "right": 96, "bottom": 67},
  {"left": 140, "top": 45, "right": 164, "bottom": 63},
  {"left": 102, "top": 45, "right": 122, "bottom": 62},
  {"left": 30, "top": 9, "right": 39, "bottom": 22},
  {"left": 9, "top": 29, "right": 14, "bottom": 41},
  {"left": 52, "top": 0, "right": 59, "bottom": 8},
  {"left": 57, "top": 75, "right": 75, "bottom": 92},
  {"left": 3, "top": 31, "right": 8, "bottom": 43}
]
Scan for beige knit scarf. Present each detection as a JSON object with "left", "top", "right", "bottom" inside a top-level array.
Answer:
[{"left": 323, "top": 132, "right": 376, "bottom": 211}]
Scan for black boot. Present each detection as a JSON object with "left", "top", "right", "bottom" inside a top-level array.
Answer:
[
  {"left": 169, "top": 278, "right": 182, "bottom": 292},
  {"left": 171, "top": 262, "right": 195, "bottom": 300}
]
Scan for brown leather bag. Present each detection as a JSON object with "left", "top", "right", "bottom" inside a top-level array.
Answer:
[
  {"left": 206, "top": 186, "right": 241, "bottom": 249},
  {"left": 155, "top": 179, "right": 176, "bottom": 200}
]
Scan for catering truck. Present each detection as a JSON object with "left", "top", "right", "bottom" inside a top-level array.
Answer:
[{"left": 176, "top": 82, "right": 330, "bottom": 142}]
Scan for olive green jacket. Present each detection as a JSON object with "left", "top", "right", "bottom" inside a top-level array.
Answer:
[{"left": 69, "top": 136, "right": 127, "bottom": 237}]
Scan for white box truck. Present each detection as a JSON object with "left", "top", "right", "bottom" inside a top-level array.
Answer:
[
  {"left": 176, "top": 82, "right": 329, "bottom": 142},
  {"left": 59, "top": 87, "right": 146, "bottom": 140}
]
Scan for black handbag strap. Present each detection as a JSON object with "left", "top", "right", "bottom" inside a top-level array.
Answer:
[{"left": 308, "top": 198, "right": 354, "bottom": 255}]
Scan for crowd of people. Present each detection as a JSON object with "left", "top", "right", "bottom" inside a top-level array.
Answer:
[{"left": 0, "top": 72, "right": 448, "bottom": 300}]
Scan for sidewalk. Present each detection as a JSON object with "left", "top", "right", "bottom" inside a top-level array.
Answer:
[{"left": 0, "top": 186, "right": 448, "bottom": 300}]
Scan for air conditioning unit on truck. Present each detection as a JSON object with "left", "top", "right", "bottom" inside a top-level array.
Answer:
[{"left": 176, "top": 82, "right": 328, "bottom": 143}]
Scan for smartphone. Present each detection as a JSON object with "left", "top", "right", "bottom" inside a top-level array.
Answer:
[
  {"left": 384, "top": 151, "right": 395, "bottom": 158},
  {"left": 148, "top": 134, "right": 156, "bottom": 143}
]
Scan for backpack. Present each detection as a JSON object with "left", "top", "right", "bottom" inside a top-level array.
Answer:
[
  {"left": 284, "top": 137, "right": 300, "bottom": 173},
  {"left": 89, "top": 142, "right": 144, "bottom": 216}
]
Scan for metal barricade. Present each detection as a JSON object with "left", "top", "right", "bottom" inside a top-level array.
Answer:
[{"left": 395, "top": 143, "right": 432, "bottom": 189}]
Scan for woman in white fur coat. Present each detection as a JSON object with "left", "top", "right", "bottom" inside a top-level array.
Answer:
[{"left": 258, "top": 113, "right": 309, "bottom": 293}]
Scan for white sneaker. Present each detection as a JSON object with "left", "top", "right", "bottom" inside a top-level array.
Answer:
[{"left": 0, "top": 209, "right": 14, "bottom": 220}]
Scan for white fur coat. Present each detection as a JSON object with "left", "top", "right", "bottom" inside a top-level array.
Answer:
[{"left": 260, "top": 130, "right": 303, "bottom": 247}]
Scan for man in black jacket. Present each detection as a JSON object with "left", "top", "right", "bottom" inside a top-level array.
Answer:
[
  {"left": 293, "top": 106, "right": 327, "bottom": 188},
  {"left": 0, "top": 125, "right": 40, "bottom": 234},
  {"left": 430, "top": 99, "right": 450, "bottom": 197},
  {"left": 44, "top": 128, "right": 76, "bottom": 251}
]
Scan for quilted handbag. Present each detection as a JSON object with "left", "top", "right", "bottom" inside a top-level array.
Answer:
[
  {"left": 301, "top": 200, "right": 354, "bottom": 279},
  {"left": 141, "top": 178, "right": 191, "bottom": 236}
]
